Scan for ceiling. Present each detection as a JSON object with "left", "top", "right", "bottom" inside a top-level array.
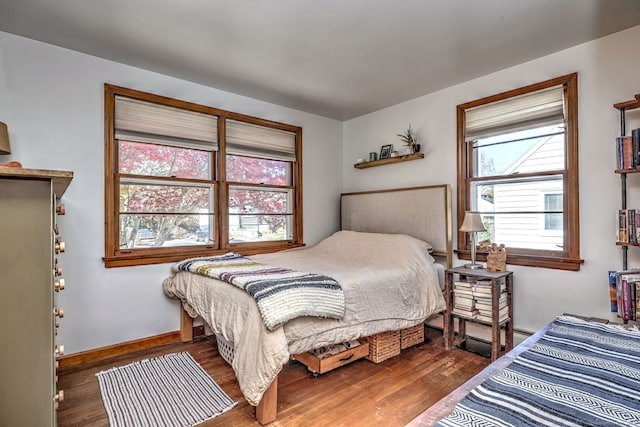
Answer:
[{"left": 1, "top": 0, "right": 640, "bottom": 120}]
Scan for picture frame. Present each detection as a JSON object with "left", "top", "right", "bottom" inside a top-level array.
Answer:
[{"left": 379, "top": 144, "right": 393, "bottom": 159}]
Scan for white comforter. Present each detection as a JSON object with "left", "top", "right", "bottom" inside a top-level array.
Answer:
[{"left": 162, "top": 231, "right": 445, "bottom": 406}]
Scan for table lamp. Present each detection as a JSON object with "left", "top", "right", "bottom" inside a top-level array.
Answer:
[{"left": 460, "top": 211, "right": 486, "bottom": 270}]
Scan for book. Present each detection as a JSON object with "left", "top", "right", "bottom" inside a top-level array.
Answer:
[
  {"left": 618, "top": 209, "right": 629, "bottom": 243},
  {"left": 477, "top": 308, "right": 509, "bottom": 323},
  {"left": 636, "top": 281, "right": 640, "bottom": 321},
  {"left": 616, "top": 273, "right": 623, "bottom": 317},
  {"left": 475, "top": 300, "right": 507, "bottom": 313},
  {"left": 453, "top": 287, "right": 473, "bottom": 297},
  {"left": 620, "top": 136, "right": 634, "bottom": 169},
  {"left": 454, "top": 280, "right": 473, "bottom": 288},
  {"left": 472, "top": 281, "right": 506, "bottom": 294},
  {"left": 633, "top": 282, "right": 638, "bottom": 321},
  {"left": 609, "top": 270, "right": 618, "bottom": 312},
  {"left": 636, "top": 210, "right": 640, "bottom": 245},
  {"left": 452, "top": 307, "right": 478, "bottom": 319},
  {"left": 633, "top": 128, "right": 640, "bottom": 168},
  {"left": 615, "top": 271, "right": 640, "bottom": 320},
  {"left": 476, "top": 304, "right": 508, "bottom": 317},
  {"left": 617, "top": 136, "right": 623, "bottom": 169},
  {"left": 630, "top": 209, "right": 637, "bottom": 245},
  {"left": 473, "top": 292, "right": 507, "bottom": 304},
  {"left": 454, "top": 296, "right": 475, "bottom": 310},
  {"left": 623, "top": 276, "right": 633, "bottom": 320},
  {"left": 621, "top": 273, "right": 640, "bottom": 321}
]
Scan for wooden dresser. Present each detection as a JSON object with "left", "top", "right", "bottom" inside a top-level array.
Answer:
[{"left": 0, "top": 167, "right": 73, "bottom": 427}]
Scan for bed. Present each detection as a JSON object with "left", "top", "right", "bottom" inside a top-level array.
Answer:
[
  {"left": 162, "top": 185, "right": 452, "bottom": 424},
  {"left": 408, "top": 315, "right": 640, "bottom": 427}
]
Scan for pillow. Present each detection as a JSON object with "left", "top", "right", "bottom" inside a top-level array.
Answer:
[{"left": 320, "top": 230, "right": 435, "bottom": 264}]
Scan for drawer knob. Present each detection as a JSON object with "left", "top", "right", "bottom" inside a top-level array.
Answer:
[
  {"left": 54, "top": 307, "right": 64, "bottom": 318},
  {"left": 56, "top": 204, "right": 66, "bottom": 215},
  {"left": 55, "top": 345, "right": 64, "bottom": 356},
  {"left": 54, "top": 279, "right": 65, "bottom": 292},
  {"left": 55, "top": 240, "right": 65, "bottom": 254},
  {"left": 55, "top": 389, "right": 64, "bottom": 410},
  {"left": 54, "top": 225, "right": 60, "bottom": 235},
  {"left": 54, "top": 266, "right": 63, "bottom": 276}
]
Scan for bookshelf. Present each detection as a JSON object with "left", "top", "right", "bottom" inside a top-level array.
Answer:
[
  {"left": 443, "top": 267, "right": 513, "bottom": 361},
  {"left": 613, "top": 93, "right": 640, "bottom": 270}
]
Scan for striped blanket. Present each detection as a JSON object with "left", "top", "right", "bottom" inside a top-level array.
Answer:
[
  {"left": 173, "top": 253, "right": 345, "bottom": 331},
  {"left": 435, "top": 316, "right": 640, "bottom": 427}
]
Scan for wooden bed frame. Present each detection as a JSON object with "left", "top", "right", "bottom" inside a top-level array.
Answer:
[{"left": 179, "top": 184, "right": 453, "bottom": 424}]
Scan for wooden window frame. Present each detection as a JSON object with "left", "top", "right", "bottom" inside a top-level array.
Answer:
[
  {"left": 103, "top": 84, "right": 303, "bottom": 268},
  {"left": 456, "top": 73, "right": 583, "bottom": 271}
]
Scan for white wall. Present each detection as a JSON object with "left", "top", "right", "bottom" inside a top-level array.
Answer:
[
  {"left": 0, "top": 32, "right": 343, "bottom": 354},
  {"left": 2, "top": 24, "right": 640, "bottom": 354},
  {"left": 344, "top": 25, "right": 640, "bottom": 334}
]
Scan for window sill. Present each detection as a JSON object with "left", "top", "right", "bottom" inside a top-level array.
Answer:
[
  {"left": 456, "top": 249, "right": 584, "bottom": 271},
  {"left": 103, "top": 243, "right": 305, "bottom": 268}
]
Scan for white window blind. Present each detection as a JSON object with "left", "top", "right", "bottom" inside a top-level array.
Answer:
[
  {"left": 115, "top": 96, "right": 218, "bottom": 150},
  {"left": 226, "top": 119, "right": 296, "bottom": 161},
  {"left": 465, "top": 85, "right": 564, "bottom": 141}
]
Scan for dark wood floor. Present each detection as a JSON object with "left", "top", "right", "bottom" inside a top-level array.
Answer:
[{"left": 57, "top": 327, "right": 490, "bottom": 426}]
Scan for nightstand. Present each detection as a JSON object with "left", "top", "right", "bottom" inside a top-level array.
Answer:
[{"left": 443, "top": 266, "right": 513, "bottom": 361}]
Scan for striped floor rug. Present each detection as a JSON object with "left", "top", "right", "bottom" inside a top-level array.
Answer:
[
  {"left": 434, "top": 316, "right": 640, "bottom": 426},
  {"left": 97, "top": 352, "right": 236, "bottom": 427}
]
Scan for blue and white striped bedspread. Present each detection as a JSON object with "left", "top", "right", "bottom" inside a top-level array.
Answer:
[
  {"left": 174, "top": 253, "right": 345, "bottom": 331},
  {"left": 435, "top": 315, "right": 640, "bottom": 427}
]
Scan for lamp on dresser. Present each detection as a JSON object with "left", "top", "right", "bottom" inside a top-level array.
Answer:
[{"left": 460, "top": 211, "right": 486, "bottom": 270}]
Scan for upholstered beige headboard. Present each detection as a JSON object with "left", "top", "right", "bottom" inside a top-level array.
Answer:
[{"left": 340, "top": 185, "right": 452, "bottom": 267}]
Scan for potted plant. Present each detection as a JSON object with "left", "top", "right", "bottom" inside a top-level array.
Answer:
[{"left": 397, "top": 124, "right": 420, "bottom": 153}]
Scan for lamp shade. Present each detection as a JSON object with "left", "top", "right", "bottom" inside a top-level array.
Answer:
[
  {"left": 459, "top": 211, "right": 486, "bottom": 232},
  {"left": 0, "top": 122, "right": 10, "bottom": 154}
]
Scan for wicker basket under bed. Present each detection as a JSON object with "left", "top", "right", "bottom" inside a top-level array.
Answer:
[
  {"left": 363, "top": 330, "right": 401, "bottom": 363},
  {"left": 363, "top": 324, "right": 425, "bottom": 363},
  {"left": 400, "top": 324, "right": 425, "bottom": 349}
]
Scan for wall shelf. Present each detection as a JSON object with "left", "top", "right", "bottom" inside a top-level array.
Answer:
[
  {"left": 616, "top": 168, "right": 640, "bottom": 174},
  {"left": 613, "top": 93, "right": 640, "bottom": 111},
  {"left": 354, "top": 152, "right": 424, "bottom": 169}
]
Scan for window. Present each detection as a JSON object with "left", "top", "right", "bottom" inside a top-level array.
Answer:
[
  {"left": 226, "top": 120, "right": 296, "bottom": 244},
  {"left": 544, "top": 193, "right": 562, "bottom": 231},
  {"left": 457, "top": 73, "right": 582, "bottom": 271},
  {"left": 103, "top": 85, "right": 303, "bottom": 267}
]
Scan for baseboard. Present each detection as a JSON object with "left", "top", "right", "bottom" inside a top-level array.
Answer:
[{"left": 58, "top": 331, "right": 182, "bottom": 369}]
